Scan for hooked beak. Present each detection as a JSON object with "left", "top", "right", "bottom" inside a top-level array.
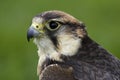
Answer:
[{"left": 27, "top": 26, "right": 39, "bottom": 42}]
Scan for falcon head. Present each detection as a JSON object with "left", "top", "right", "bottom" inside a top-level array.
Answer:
[{"left": 27, "top": 10, "right": 87, "bottom": 74}]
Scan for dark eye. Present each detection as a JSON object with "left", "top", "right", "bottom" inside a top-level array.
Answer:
[{"left": 48, "top": 21, "right": 60, "bottom": 30}]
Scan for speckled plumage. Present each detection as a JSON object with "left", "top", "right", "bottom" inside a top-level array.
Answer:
[{"left": 27, "top": 10, "right": 120, "bottom": 80}]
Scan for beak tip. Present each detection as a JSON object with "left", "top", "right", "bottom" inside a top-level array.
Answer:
[
  {"left": 27, "top": 36, "right": 30, "bottom": 42},
  {"left": 27, "top": 34, "right": 33, "bottom": 42},
  {"left": 27, "top": 28, "right": 34, "bottom": 42}
]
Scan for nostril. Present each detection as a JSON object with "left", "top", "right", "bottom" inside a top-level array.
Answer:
[{"left": 36, "top": 25, "right": 39, "bottom": 28}]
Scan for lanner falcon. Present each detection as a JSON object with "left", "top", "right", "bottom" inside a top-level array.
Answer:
[{"left": 27, "top": 10, "right": 120, "bottom": 80}]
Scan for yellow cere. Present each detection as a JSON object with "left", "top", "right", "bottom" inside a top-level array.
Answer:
[{"left": 32, "top": 22, "right": 45, "bottom": 34}]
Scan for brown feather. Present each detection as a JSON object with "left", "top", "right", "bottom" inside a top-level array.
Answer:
[{"left": 39, "top": 64, "right": 75, "bottom": 80}]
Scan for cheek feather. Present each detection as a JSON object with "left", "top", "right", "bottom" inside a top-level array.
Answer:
[{"left": 58, "top": 34, "right": 82, "bottom": 56}]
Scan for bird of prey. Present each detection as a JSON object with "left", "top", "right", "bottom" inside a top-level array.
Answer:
[{"left": 27, "top": 10, "right": 120, "bottom": 80}]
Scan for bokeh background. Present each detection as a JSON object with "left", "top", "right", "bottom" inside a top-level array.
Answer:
[{"left": 0, "top": 0, "right": 120, "bottom": 80}]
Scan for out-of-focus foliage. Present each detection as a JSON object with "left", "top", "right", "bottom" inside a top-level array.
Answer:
[{"left": 0, "top": 0, "right": 120, "bottom": 80}]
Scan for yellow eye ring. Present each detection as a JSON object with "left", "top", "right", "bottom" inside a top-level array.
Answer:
[{"left": 46, "top": 21, "right": 60, "bottom": 31}]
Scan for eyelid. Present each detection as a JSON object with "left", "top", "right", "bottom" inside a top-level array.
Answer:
[{"left": 46, "top": 20, "right": 64, "bottom": 25}]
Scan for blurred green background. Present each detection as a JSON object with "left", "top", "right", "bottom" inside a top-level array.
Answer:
[{"left": 0, "top": 0, "right": 120, "bottom": 80}]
